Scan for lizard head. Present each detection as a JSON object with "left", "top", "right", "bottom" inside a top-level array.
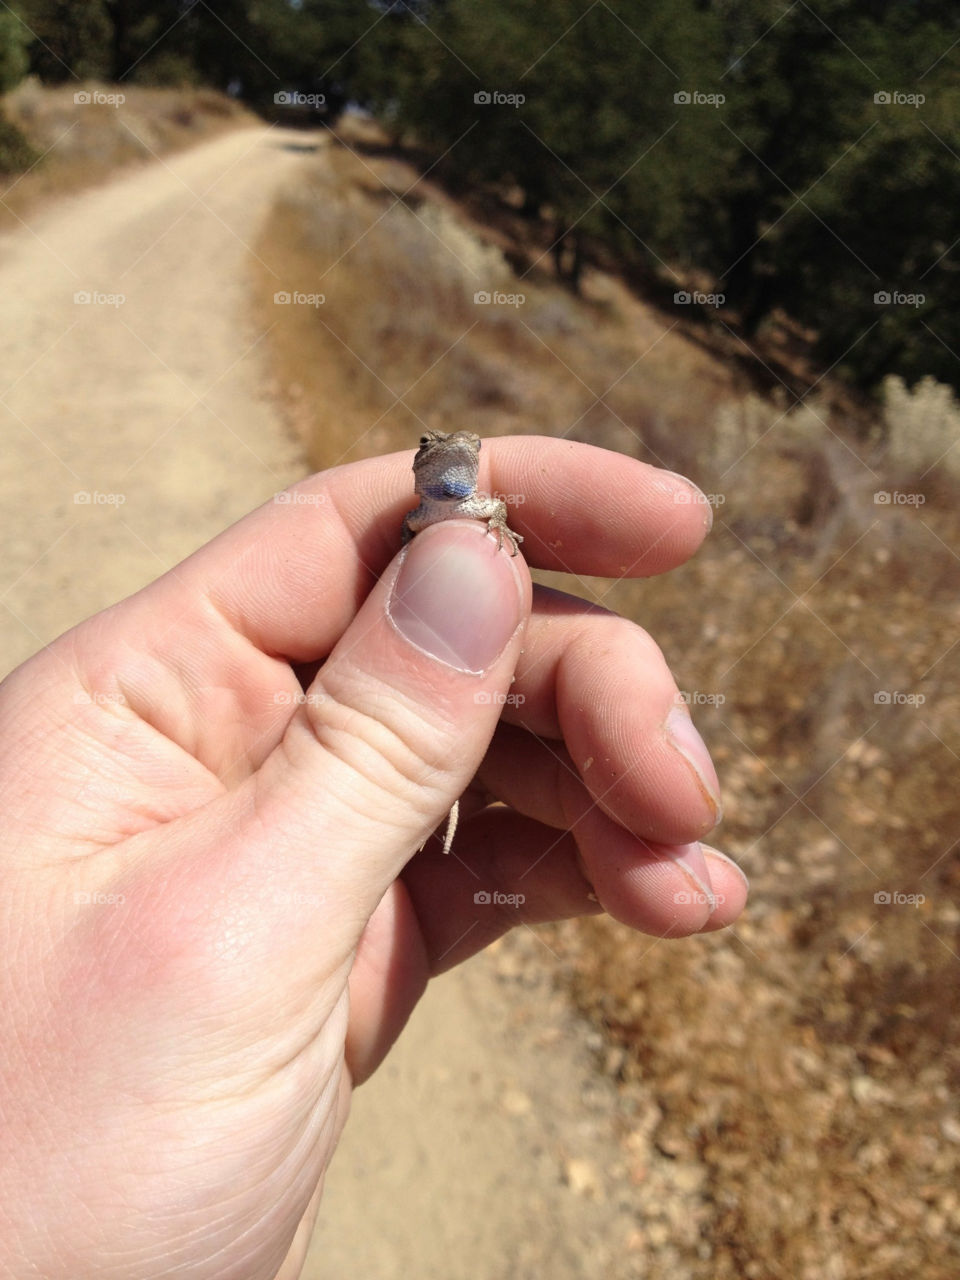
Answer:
[{"left": 412, "top": 431, "right": 482, "bottom": 477}]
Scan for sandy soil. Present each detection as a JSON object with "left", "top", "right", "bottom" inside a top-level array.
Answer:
[{"left": 0, "top": 125, "right": 630, "bottom": 1278}]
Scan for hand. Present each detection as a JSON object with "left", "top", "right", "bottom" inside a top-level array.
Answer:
[{"left": 0, "top": 436, "right": 746, "bottom": 1280}]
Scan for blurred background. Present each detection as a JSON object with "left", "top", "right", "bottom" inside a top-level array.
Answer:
[{"left": 0, "top": 3, "right": 957, "bottom": 1277}]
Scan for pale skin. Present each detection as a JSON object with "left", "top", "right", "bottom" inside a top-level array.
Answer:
[{"left": 0, "top": 436, "right": 747, "bottom": 1280}]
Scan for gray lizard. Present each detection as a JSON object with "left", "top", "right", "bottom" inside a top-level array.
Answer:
[{"left": 402, "top": 430, "right": 523, "bottom": 556}]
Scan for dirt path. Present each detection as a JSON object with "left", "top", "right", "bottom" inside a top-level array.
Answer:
[
  {"left": 0, "top": 126, "right": 306, "bottom": 670},
  {"left": 0, "top": 126, "right": 628, "bottom": 1278}
]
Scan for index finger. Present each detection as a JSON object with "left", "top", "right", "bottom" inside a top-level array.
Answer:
[{"left": 133, "top": 437, "right": 713, "bottom": 663}]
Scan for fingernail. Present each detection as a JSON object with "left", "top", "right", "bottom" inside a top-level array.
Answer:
[
  {"left": 669, "top": 841, "right": 716, "bottom": 912},
  {"left": 666, "top": 706, "right": 723, "bottom": 822},
  {"left": 660, "top": 471, "right": 713, "bottom": 531},
  {"left": 388, "top": 522, "right": 524, "bottom": 673},
  {"left": 701, "top": 845, "right": 750, "bottom": 894}
]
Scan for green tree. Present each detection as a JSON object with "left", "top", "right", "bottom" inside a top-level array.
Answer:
[
  {"left": 0, "top": 9, "right": 38, "bottom": 175},
  {"left": 0, "top": 9, "right": 31, "bottom": 92},
  {"left": 363, "top": 0, "right": 722, "bottom": 289},
  {"left": 17, "top": 0, "right": 112, "bottom": 81},
  {"left": 103, "top": 1, "right": 191, "bottom": 84},
  {"left": 777, "top": 72, "right": 960, "bottom": 387},
  {"left": 703, "top": 1, "right": 960, "bottom": 382}
]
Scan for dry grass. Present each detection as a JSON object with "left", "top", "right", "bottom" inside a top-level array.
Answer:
[
  {"left": 883, "top": 374, "right": 960, "bottom": 487},
  {"left": 0, "top": 78, "right": 252, "bottom": 230},
  {"left": 253, "top": 132, "right": 732, "bottom": 471},
  {"left": 254, "top": 123, "right": 960, "bottom": 1279}
]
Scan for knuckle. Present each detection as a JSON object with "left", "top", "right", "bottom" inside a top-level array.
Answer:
[{"left": 296, "top": 677, "right": 451, "bottom": 818}]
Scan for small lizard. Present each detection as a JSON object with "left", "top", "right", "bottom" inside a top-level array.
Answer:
[
  {"left": 402, "top": 430, "right": 523, "bottom": 556},
  {"left": 401, "top": 431, "right": 523, "bottom": 853}
]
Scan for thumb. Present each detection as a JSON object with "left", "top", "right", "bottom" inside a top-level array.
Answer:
[{"left": 247, "top": 520, "right": 529, "bottom": 941}]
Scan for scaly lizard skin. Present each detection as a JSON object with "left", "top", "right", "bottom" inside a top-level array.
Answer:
[
  {"left": 402, "top": 430, "right": 523, "bottom": 556},
  {"left": 401, "top": 431, "right": 523, "bottom": 853}
]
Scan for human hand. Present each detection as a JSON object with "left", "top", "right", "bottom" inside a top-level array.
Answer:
[{"left": 0, "top": 436, "right": 746, "bottom": 1279}]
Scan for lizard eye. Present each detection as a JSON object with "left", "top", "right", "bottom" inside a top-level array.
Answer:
[{"left": 419, "top": 435, "right": 430, "bottom": 446}]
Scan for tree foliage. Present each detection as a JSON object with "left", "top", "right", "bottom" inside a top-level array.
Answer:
[
  {"left": 7, "top": 0, "right": 959, "bottom": 388},
  {"left": 0, "top": 10, "right": 31, "bottom": 93},
  {"left": 354, "top": 0, "right": 960, "bottom": 389}
]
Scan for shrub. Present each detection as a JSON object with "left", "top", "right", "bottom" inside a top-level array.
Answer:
[{"left": 883, "top": 374, "right": 960, "bottom": 482}]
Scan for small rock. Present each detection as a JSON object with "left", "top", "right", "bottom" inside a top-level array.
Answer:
[
  {"left": 501, "top": 1088, "right": 532, "bottom": 1117},
  {"left": 562, "top": 1156, "right": 602, "bottom": 1198}
]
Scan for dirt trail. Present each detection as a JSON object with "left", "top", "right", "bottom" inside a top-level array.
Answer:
[
  {"left": 0, "top": 126, "right": 628, "bottom": 1278},
  {"left": 0, "top": 126, "right": 306, "bottom": 669}
]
